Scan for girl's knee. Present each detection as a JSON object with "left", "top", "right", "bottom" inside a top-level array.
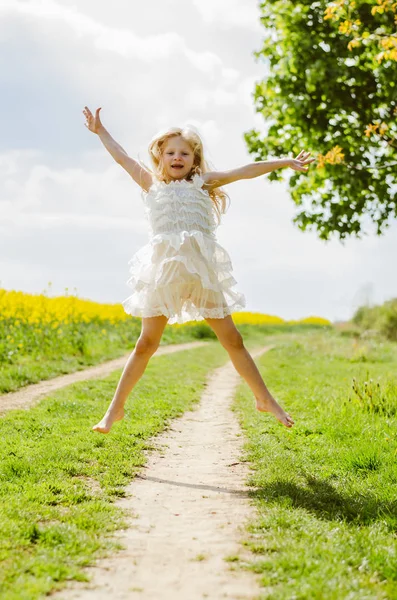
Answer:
[
  {"left": 222, "top": 330, "right": 244, "bottom": 351},
  {"left": 134, "top": 335, "right": 159, "bottom": 356}
]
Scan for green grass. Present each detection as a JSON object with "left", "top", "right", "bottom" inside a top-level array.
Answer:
[
  {"left": 0, "top": 318, "right": 219, "bottom": 394},
  {"left": 0, "top": 319, "right": 327, "bottom": 394},
  {"left": 0, "top": 341, "right": 231, "bottom": 599},
  {"left": 233, "top": 331, "right": 397, "bottom": 599}
]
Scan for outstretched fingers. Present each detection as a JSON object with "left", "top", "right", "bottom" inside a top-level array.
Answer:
[
  {"left": 292, "top": 151, "right": 316, "bottom": 172},
  {"left": 297, "top": 150, "right": 314, "bottom": 163},
  {"left": 82, "top": 106, "right": 92, "bottom": 128},
  {"left": 82, "top": 106, "right": 103, "bottom": 133}
]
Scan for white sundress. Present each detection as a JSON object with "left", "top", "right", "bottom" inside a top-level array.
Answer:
[{"left": 121, "top": 173, "right": 246, "bottom": 325}]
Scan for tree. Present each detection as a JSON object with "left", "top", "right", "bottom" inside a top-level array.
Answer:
[{"left": 245, "top": 0, "right": 397, "bottom": 240}]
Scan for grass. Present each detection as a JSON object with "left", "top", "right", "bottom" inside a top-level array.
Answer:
[
  {"left": 233, "top": 331, "right": 397, "bottom": 599},
  {"left": 0, "top": 324, "right": 348, "bottom": 598},
  {"left": 193, "top": 553, "right": 208, "bottom": 562},
  {"left": 0, "top": 318, "right": 219, "bottom": 394},
  {"left": 0, "top": 341, "right": 231, "bottom": 599},
  {"left": 0, "top": 320, "right": 327, "bottom": 394}
]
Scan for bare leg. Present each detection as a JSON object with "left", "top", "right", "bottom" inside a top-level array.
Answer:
[
  {"left": 92, "top": 315, "right": 169, "bottom": 433},
  {"left": 205, "top": 315, "right": 294, "bottom": 428}
]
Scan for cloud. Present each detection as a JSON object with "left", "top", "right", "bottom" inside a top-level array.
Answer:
[
  {"left": 0, "top": 218, "right": 143, "bottom": 303},
  {"left": 183, "top": 75, "right": 267, "bottom": 119},
  {"left": 0, "top": 0, "right": 224, "bottom": 74},
  {"left": 185, "top": 88, "right": 238, "bottom": 111},
  {"left": 0, "top": 149, "right": 148, "bottom": 232},
  {"left": 192, "top": 0, "right": 263, "bottom": 32}
]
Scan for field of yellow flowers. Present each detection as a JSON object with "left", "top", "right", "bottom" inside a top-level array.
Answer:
[{"left": 0, "top": 288, "right": 139, "bottom": 366}]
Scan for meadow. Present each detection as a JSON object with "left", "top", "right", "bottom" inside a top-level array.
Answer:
[
  {"left": 233, "top": 331, "right": 397, "bottom": 599},
  {"left": 3, "top": 288, "right": 395, "bottom": 599},
  {"left": 0, "top": 342, "right": 229, "bottom": 599}
]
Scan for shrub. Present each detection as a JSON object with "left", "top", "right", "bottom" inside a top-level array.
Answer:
[{"left": 352, "top": 298, "right": 397, "bottom": 342}]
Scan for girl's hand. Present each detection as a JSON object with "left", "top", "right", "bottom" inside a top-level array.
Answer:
[
  {"left": 288, "top": 150, "right": 315, "bottom": 172},
  {"left": 82, "top": 106, "right": 105, "bottom": 135}
]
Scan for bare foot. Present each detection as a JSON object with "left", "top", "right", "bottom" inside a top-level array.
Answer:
[
  {"left": 92, "top": 407, "right": 125, "bottom": 434},
  {"left": 255, "top": 394, "right": 294, "bottom": 428}
]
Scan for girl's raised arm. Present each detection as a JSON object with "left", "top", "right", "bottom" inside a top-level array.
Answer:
[
  {"left": 82, "top": 106, "right": 153, "bottom": 192},
  {"left": 202, "top": 152, "right": 315, "bottom": 190}
]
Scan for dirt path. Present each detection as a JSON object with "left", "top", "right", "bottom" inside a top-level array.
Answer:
[
  {"left": 0, "top": 341, "right": 208, "bottom": 414},
  {"left": 55, "top": 345, "right": 271, "bottom": 600}
]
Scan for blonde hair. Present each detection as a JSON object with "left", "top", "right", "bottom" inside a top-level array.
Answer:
[{"left": 143, "top": 126, "right": 230, "bottom": 225}]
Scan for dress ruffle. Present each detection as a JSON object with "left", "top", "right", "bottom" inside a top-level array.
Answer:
[{"left": 122, "top": 229, "right": 246, "bottom": 325}]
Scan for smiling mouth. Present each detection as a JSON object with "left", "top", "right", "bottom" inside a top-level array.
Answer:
[{"left": 172, "top": 165, "right": 183, "bottom": 169}]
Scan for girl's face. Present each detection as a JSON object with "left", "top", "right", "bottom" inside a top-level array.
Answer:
[{"left": 161, "top": 136, "right": 195, "bottom": 180}]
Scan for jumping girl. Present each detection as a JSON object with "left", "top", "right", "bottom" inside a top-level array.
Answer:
[{"left": 82, "top": 106, "right": 315, "bottom": 434}]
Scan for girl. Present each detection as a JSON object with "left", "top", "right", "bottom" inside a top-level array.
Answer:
[{"left": 82, "top": 106, "right": 314, "bottom": 434}]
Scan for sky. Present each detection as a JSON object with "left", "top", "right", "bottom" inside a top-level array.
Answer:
[{"left": 1, "top": 0, "right": 396, "bottom": 322}]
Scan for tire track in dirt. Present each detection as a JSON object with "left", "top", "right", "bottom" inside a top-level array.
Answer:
[
  {"left": 55, "top": 345, "right": 272, "bottom": 600},
  {"left": 0, "top": 341, "right": 209, "bottom": 414}
]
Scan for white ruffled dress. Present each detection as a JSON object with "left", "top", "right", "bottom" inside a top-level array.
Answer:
[{"left": 122, "top": 173, "right": 246, "bottom": 324}]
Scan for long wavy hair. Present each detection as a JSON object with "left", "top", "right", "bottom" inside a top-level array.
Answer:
[{"left": 142, "top": 126, "right": 230, "bottom": 225}]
